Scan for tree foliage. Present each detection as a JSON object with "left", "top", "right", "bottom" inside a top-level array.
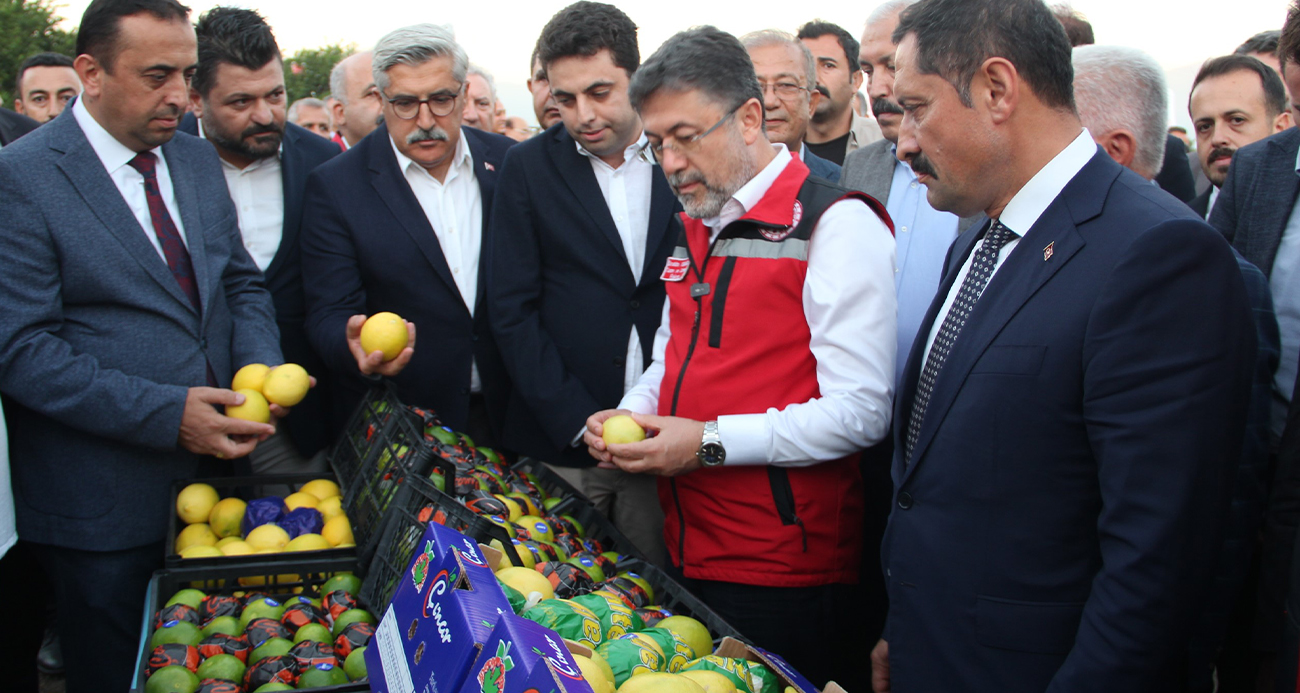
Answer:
[
  {"left": 284, "top": 43, "right": 354, "bottom": 103},
  {"left": 0, "top": 0, "right": 76, "bottom": 107}
]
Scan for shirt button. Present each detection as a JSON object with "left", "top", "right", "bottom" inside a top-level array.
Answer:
[
  {"left": 901, "top": 226, "right": 908, "bottom": 233},
  {"left": 453, "top": 268, "right": 460, "bottom": 274},
  {"left": 910, "top": 182, "right": 918, "bottom": 189}
]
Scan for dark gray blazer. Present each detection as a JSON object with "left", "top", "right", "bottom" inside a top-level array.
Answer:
[
  {"left": 1209, "top": 126, "right": 1300, "bottom": 277},
  {"left": 841, "top": 138, "right": 983, "bottom": 230},
  {"left": 0, "top": 107, "right": 282, "bottom": 551}
]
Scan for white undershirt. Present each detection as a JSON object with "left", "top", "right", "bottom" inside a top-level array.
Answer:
[
  {"left": 391, "top": 130, "right": 484, "bottom": 392},
  {"left": 920, "top": 129, "right": 1096, "bottom": 371},
  {"left": 73, "top": 96, "right": 188, "bottom": 259},
  {"left": 620, "top": 144, "right": 898, "bottom": 466},
  {"left": 197, "top": 118, "right": 284, "bottom": 272}
]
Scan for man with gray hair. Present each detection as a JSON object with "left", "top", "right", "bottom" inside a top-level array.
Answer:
[
  {"left": 1072, "top": 45, "right": 1169, "bottom": 181},
  {"left": 288, "top": 96, "right": 333, "bottom": 138},
  {"left": 328, "top": 50, "right": 382, "bottom": 150},
  {"left": 463, "top": 64, "right": 498, "bottom": 133},
  {"left": 301, "top": 23, "right": 516, "bottom": 439},
  {"left": 741, "top": 29, "right": 841, "bottom": 182},
  {"left": 582, "top": 25, "right": 896, "bottom": 690}
]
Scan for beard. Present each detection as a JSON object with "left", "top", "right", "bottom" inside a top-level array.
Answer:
[
  {"left": 203, "top": 108, "right": 283, "bottom": 160},
  {"left": 667, "top": 130, "right": 758, "bottom": 219}
]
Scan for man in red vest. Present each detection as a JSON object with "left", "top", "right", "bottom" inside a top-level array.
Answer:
[{"left": 584, "top": 25, "right": 896, "bottom": 691}]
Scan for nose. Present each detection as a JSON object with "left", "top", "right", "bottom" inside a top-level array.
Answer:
[
  {"left": 250, "top": 98, "right": 274, "bottom": 125},
  {"left": 418, "top": 100, "right": 438, "bottom": 130},
  {"left": 895, "top": 115, "right": 920, "bottom": 162},
  {"left": 576, "top": 95, "right": 595, "bottom": 125},
  {"left": 761, "top": 86, "right": 780, "bottom": 111},
  {"left": 867, "top": 68, "right": 894, "bottom": 102},
  {"left": 462, "top": 99, "right": 476, "bottom": 123},
  {"left": 164, "top": 73, "right": 189, "bottom": 111},
  {"left": 659, "top": 145, "right": 688, "bottom": 176}
]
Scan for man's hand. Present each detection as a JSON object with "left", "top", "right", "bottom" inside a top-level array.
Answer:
[
  {"left": 596, "top": 413, "right": 704, "bottom": 476},
  {"left": 871, "top": 639, "right": 890, "bottom": 693},
  {"left": 179, "top": 387, "right": 277, "bottom": 458},
  {"left": 584, "top": 408, "right": 632, "bottom": 465},
  {"left": 346, "top": 314, "right": 416, "bottom": 376}
]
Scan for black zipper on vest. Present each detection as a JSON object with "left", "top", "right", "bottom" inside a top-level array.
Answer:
[{"left": 767, "top": 466, "right": 808, "bottom": 552}]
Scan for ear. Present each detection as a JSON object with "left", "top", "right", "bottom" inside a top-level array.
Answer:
[
  {"left": 189, "top": 88, "right": 203, "bottom": 116},
  {"left": 807, "top": 88, "right": 824, "bottom": 117},
  {"left": 331, "top": 98, "right": 346, "bottom": 127},
  {"left": 74, "top": 53, "right": 103, "bottom": 101},
  {"left": 976, "top": 57, "right": 1019, "bottom": 125},
  {"left": 1275, "top": 110, "right": 1293, "bottom": 132},
  {"left": 737, "top": 97, "right": 765, "bottom": 145},
  {"left": 12, "top": 99, "right": 24, "bottom": 115},
  {"left": 851, "top": 68, "right": 864, "bottom": 91},
  {"left": 1097, "top": 129, "right": 1137, "bottom": 170}
]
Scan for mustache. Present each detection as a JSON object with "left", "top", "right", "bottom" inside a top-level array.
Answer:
[
  {"left": 242, "top": 122, "right": 283, "bottom": 139},
  {"left": 909, "top": 152, "right": 938, "bottom": 180},
  {"left": 406, "top": 125, "right": 449, "bottom": 144},
  {"left": 1207, "top": 146, "right": 1235, "bottom": 163},
  {"left": 872, "top": 97, "right": 903, "bottom": 116},
  {"left": 667, "top": 170, "right": 706, "bottom": 191}
]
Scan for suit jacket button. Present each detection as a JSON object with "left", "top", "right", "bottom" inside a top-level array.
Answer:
[
  {"left": 613, "top": 357, "right": 626, "bottom": 367},
  {"left": 630, "top": 300, "right": 641, "bottom": 309},
  {"left": 199, "top": 339, "right": 207, "bottom": 350},
  {"left": 460, "top": 387, "right": 470, "bottom": 395},
  {"left": 897, "top": 491, "right": 913, "bottom": 510}
]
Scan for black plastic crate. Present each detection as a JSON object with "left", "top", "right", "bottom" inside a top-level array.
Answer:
[
  {"left": 511, "top": 458, "right": 647, "bottom": 561},
  {"left": 361, "top": 469, "right": 521, "bottom": 610},
  {"left": 132, "top": 556, "right": 370, "bottom": 692},
  {"left": 616, "top": 558, "right": 746, "bottom": 648},
  {"left": 165, "top": 473, "right": 354, "bottom": 569}
]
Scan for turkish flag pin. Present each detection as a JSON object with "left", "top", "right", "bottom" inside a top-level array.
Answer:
[{"left": 1043, "top": 241, "right": 1055, "bottom": 261}]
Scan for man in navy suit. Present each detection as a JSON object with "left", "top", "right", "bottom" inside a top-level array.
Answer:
[
  {"left": 182, "top": 7, "right": 339, "bottom": 468},
  {"left": 872, "top": 1, "right": 1256, "bottom": 691},
  {"left": 302, "top": 23, "right": 515, "bottom": 441},
  {"left": 489, "top": 2, "right": 677, "bottom": 564},
  {"left": 0, "top": 1, "right": 283, "bottom": 690}
]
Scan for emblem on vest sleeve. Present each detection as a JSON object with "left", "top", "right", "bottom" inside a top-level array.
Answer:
[
  {"left": 759, "top": 200, "right": 802, "bottom": 242},
  {"left": 661, "top": 256, "right": 690, "bottom": 282}
]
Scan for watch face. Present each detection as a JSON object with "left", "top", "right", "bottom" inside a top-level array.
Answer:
[{"left": 700, "top": 443, "right": 726, "bottom": 466}]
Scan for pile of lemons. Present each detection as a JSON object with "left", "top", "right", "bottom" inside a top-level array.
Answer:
[
  {"left": 226, "top": 363, "right": 312, "bottom": 423},
  {"left": 174, "top": 479, "right": 356, "bottom": 559}
]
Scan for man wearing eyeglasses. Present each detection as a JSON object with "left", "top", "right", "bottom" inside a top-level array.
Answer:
[
  {"left": 301, "top": 23, "right": 515, "bottom": 441},
  {"left": 583, "top": 26, "right": 896, "bottom": 690},
  {"left": 742, "top": 30, "right": 841, "bottom": 184}
]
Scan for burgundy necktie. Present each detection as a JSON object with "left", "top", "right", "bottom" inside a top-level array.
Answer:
[{"left": 128, "top": 151, "right": 217, "bottom": 387}]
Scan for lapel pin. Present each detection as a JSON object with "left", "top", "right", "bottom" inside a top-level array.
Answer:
[
  {"left": 1043, "top": 241, "right": 1054, "bottom": 261},
  {"left": 484, "top": 162, "right": 495, "bottom": 172}
]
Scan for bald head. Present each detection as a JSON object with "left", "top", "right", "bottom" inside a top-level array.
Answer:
[{"left": 329, "top": 51, "right": 382, "bottom": 146}]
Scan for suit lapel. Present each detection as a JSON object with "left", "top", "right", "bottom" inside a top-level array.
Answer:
[
  {"left": 165, "top": 140, "right": 213, "bottom": 321},
  {"left": 467, "top": 127, "right": 504, "bottom": 320},
  {"left": 265, "top": 128, "right": 303, "bottom": 282},
  {"left": 1244, "top": 133, "right": 1300, "bottom": 274},
  {"left": 641, "top": 169, "right": 677, "bottom": 285},
  {"left": 550, "top": 129, "right": 633, "bottom": 272}
]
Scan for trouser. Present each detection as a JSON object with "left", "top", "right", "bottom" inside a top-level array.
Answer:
[
  {"left": 0, "top": 540, "right": 48, "bottom": 692},
  {"left": 666, "top": 567, "right": 865, "bottom": 693},
  {"left": 32, "top": 540, "right": 163, "bottom": 693},
  {"left": 249, "top": 430, "right": 330, "bottom": 495},
  {"left": 547, "top": 465, "right": 667, "bottom": 567}
]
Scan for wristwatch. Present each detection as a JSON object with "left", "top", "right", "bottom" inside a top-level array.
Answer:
[{"left": 697, "top": 420, "right": 726, "bottom": 467}]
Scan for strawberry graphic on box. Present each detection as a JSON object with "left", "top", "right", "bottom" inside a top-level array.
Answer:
[{"left": 478, "top": 640, "right": 516, "bottom": 693}]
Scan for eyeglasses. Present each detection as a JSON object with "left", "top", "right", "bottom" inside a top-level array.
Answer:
[
  {"left": 757, "top": 81, "right": 811, "bottom": 102},
  {"left": 637, "top": 104, "right": 742, "bottom": 165},
  {"left": 382, "top": 85, "right": 462, "bottom": 120}
]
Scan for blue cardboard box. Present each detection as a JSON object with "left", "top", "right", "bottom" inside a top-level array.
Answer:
[
  {"left": 716, "top": 636, "right": 819, "bottom": 693},
  {"left": 458, "top": 613, "right": 597, "bottom": 693},
  {"left": 368, "top": 523, "right": 514, "bottom": 693}
]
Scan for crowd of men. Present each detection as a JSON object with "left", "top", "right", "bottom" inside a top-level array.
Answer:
[{"left": 3, "top": 0, "right": 1300, "bottom": 691}]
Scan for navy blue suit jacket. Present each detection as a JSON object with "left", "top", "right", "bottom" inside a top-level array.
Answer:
[
  {"left": 883, "top": 149, "right": 1255, "bottom": 692},
  {"left": 0, "top": 108, "right": 282, "bottom": 550},
  {"left": 487, "top": 124, "right": 680, "bottom": 467},
  {"left": 300, "top": 124, "right": 515, "bottom": 433},
  {"left": 1210, "top": 127, "right": 1300, "bottom": 277},
  {"left": 180, "top": 115, "right": 340, "bottom": 455},
  {"left": 802, "top": 147, "right": 841, "bottom": 184}
]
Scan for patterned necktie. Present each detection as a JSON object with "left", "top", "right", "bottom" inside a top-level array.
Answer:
[
  {"left": 905, "top": 220, "right": 1019, "bottom": 464},
  {"left": 128, "top": 152, "right": 201, "bottom": 313}
]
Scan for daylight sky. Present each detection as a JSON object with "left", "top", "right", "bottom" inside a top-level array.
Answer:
[{"left": 55, "top": 0, "right": 1292, "bottom": 129}]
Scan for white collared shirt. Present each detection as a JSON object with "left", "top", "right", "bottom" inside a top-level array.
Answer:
[
  {"left": 73, "top": 96, "right": 188, "bottom": 259},
  {"left": 1207, "top": 185, "right": 1220, "bottom": 220},
  {"left": 620, "top": 143, "right": 898, "bottom": 466},
  {"left": 920, "top": 128, "right": 1096, "bottom": 370},
  {"left": 576, "top": 132, "right": 654, "bottom": 394},
  {"left": 390, "top": 129, "right": 484, "bottom": 391},
  {"left": 197, "top": 118, "right": 284, "bottom": 272}
]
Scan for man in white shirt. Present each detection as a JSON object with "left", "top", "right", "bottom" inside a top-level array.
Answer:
[
  {"left": 489, "top": 1, "right": 680, "bottom": 566},
  {"left": 583, "top": 25, "right": 896, "bottom": 691},
  {"left": 184, "top": 7, "right": 339, "bottom": 469},
  {"left": 301, "top": 23, "right": 516, "bottom": 443}
]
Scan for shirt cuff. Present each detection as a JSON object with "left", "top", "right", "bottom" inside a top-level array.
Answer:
[
  {"left": 717, "top": 413, "right": 770, "bottom": 465},
  {"left": 571, "top": 427, "right": 585, "bottom": 448}
]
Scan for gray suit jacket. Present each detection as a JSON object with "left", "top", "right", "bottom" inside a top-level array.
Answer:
[
  {"left": 841, "top": 138, "right": 984, "bottom": 231},
  {"left": 0, "top": 107, "right": 282, "bottom": 551},
  {"left": 1209, "top": 127, "right": 1300, "bottom": 278}
]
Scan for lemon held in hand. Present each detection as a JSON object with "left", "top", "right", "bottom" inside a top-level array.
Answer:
[
  {"left": 359, "top": 312, "right": 409, "bottom": 361},
  {"left": 231, "top": 363, "right": 271, "bottom": 392},
  {"left": 226, "top": 389, "right": 271, "bottom": 424},
  {"left": 262, "top": 363, "right": 310, "bottom": 407},
  {"left": 603, "top": 415, "right": 646, "bottom": 445}
]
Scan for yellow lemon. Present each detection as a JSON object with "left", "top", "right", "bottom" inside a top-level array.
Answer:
[
  {"left": 575, "top": 655, "right": 616, "bottom": 693},
  {"left": 359, "top": 312, "right": 409, "bottom": 361},
  {"left": 678, "top": 672, "right": 736, "bottom": 693},
  {"left": 616, "top": 673, "right": 706, "bottom": 693},
  {"left": 262, "top": 363, "right": 310, "bottom": 407},
  {"left": 299, "top": 479, "right": 341, "bottom": 502},
  {"left": 284, "top": 491, "right": 320, "bottom": 511},
  {"left": 180, "top": 545, "right": 224, "bottom": 559},
  {"left": 175, "top": 522, "right": 218, "bottom": 553},
  {"left": 215, "top": 536, "right": 243, "bottom": 549},
  {"left": 225, "top": 389, "right": 270, "bottom": 423},
  {"left": 321, "top": 515, "right": 354, "bottom": 547},
  {"left": 176, "top": 483, "right": 220, "bottom": 525},
  {"left": 602, "top": 415, "right": 646, "bottom": 445},
  {"left": 315, "top": 495, "right": 344, "bottom": 520},
  {"left": 219, "top": 540, "right": 254, "bottom": 557},
  {"left": 231, "top": 363, "right": 271, "bottom": 392},
  {"left": 245, "top": 524, "right": 290, "bottom": 552},
  {"left": 495, "top": 566, "right": 555, "bottom": 601},
  {"left": 286, "top": 533, "right": 332, "bottom": 552},
  {"left": 208, "top": 497, "right": 247, "bottom": 539}
]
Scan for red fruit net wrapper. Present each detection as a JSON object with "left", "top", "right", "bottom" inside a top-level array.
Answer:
[
  {"left": 281, "top": 601, "right": 330, "bottom": 631},
  {"left": 198, "top": 595, "right": 240, "bottom": 625},
  {"left": 323, "top": 589, "right": 357, "bottom": 622},
  {"left": 197, "top": 633, "right": 251, "bottom": 664},
  {"left": 152, "top": 603, "right": 200, "bottom": 631},
  {"left": 243, "top": 654, "right": 300, "bottom": 690},
  {"left": 147, "top": 643, "right": 200, "bottom": 676},
  {"left": 244, "top": 617, "right": 291, "bottom": 648},
  {"left": 334, "top": 621, "right": 375, "bottom": 659},
  {"left": 197, "top": 679, "right": 241, "bottom": 693},
  {"left": 289, "top": 639, "right": 337, "bottom": 670}
]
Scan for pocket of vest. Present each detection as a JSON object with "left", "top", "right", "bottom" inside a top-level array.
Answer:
[
  {"left": 767, "top": 466, "right": 808, "bottom": 552},
  {"left": 707, "top": 257, "right": 738, "bottom": 349}
]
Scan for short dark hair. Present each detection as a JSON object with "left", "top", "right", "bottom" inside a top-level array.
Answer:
[
  {"left": 893, "top": 0, "right": 1075, "bottom": 112},
  {"left": 1051, "top": 4, "right": 1094, "bottom": 47},
  {"left": 192, "top": 7, "right": 281, "bottom": 97},
  {"left": 1236, "top": 30, "right": 1281, "bottom": 57},
  {"left": 16, "top": 52, "right": 74, "bottom": 94},
  {"left": 629, "top": 25, "right": 760, "bottom": 114},
  {"left": 795, "top": 20, "right": 859, "bottom": 71},
  {"left": 1281, "top": 4, "right": 1300, "bottom": 72},
  {"left": 1191, "top": 54, "right": 1288, "bottom": 118},
  {"left": 76, "top": 0, "right": 191, "bottom": 72},
  {"left": 537, "top": 2, "right": 639, "bottom": 76}
]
